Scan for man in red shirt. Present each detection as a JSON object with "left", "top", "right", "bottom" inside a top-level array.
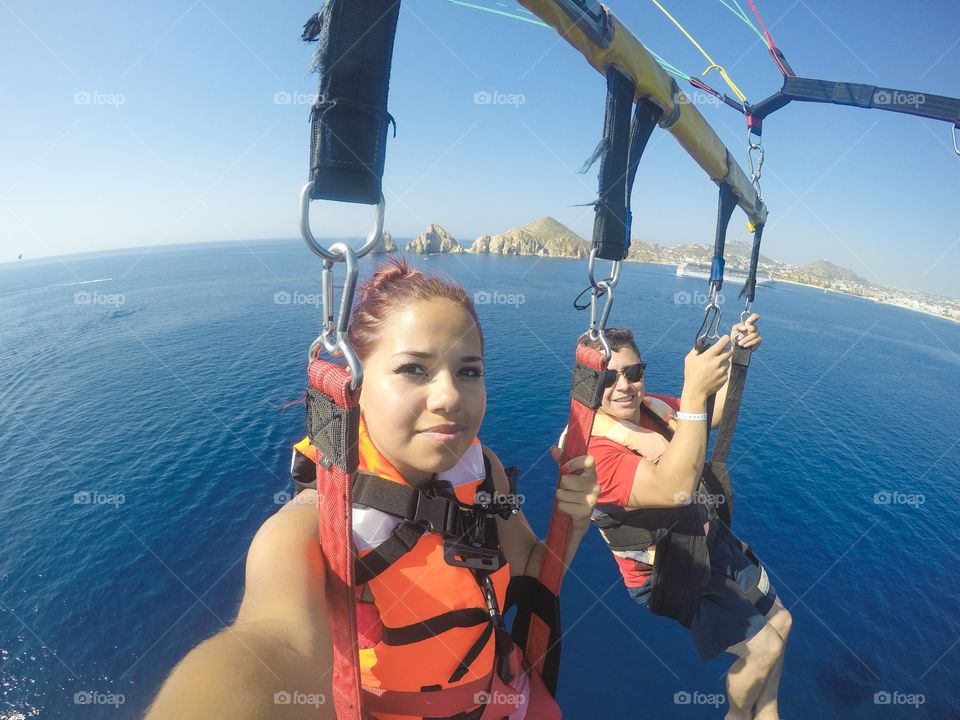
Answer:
[{"left": 583, "top": 319, "right": 791, "bottom": 720}]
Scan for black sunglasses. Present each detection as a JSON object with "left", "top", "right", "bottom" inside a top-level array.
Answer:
[{"left": 603, "top": 362, "right": 646, "bottom": 388}]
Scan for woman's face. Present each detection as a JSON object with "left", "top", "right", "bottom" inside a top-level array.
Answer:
[
  {"left": 599, "top": 346, "right": 645, "bottom": 422},
  {"left": 359, "top": 298, "right": 486, "bottom": 486}
]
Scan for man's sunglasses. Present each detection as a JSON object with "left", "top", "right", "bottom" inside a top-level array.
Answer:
[{"left": 602, "top": 362, "right": 646, "bottom": 388}]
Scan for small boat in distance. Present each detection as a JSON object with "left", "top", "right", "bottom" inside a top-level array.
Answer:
[{"left": 676, "top": 262, "right": 776, "bottom": 286}]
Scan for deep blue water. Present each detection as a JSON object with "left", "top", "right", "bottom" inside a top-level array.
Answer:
[{"left": 1, "top": 241, "right": 958, "bottom": 719}]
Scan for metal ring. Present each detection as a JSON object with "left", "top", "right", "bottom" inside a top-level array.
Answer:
[
  {"left": 953, "top": 124, "right": 960, "bottom": 156},
  {"left": 300, "top": 181, "right": 386, "bottom": 261}
]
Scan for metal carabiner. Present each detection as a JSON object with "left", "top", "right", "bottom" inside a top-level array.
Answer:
[
  {"left": 300, "top": 181, "right": 386, "bottom": 261},
  {"left": 695, "top": 284, "right": 724, "bottom": 352},
  {"left": 584, "top": 280, "right": 615, "bottom": 360},
  {"left": 587, "top": 246, "right": 622, "bottom": 292},
  {"left": 740, "top": 300, "right": 754, "bottom": 325},
  {"left": 953, "top": 124, "right": 960, "bottom": 156},
  {"left": 307, "top": 243, "right": 363, "bottom": 389}
]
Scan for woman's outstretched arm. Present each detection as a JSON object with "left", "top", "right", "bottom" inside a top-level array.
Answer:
[{"left": 146, "top": 491, "right": 335, "bottom": 720}]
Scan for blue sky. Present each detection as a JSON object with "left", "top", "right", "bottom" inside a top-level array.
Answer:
[{"left": 1, "top": 0, "right": 957, "bottom": 297}]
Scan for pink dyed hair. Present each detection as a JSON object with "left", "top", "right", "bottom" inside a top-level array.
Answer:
[{"left": 347, "top": 256, "right": 484, "bottom": 363}]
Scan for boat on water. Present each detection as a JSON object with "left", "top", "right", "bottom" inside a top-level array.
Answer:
[{"left": 676, "top": 262, "right": 776, "bottom": 286}]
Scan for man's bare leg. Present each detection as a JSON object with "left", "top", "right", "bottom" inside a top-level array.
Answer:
[
  {"left": 723, "top": 623, "right": 784, "bottom": 720},
  {"left": 751, "top": 600, "right": 792, "bottom": 720}
]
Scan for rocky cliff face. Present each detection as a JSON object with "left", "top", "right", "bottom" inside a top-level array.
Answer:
[
  {"left": 469, "top": 217, "right": 589, "bottom": 258},
  {"left": 405, "top": 225, "right": 464, "bottom": 254},
  {"left": 370, "top": 231, "right": 397, "bottom": 254}
]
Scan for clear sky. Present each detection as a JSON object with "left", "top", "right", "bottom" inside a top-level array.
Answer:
[{"left": 1, "top": 0, "right": 957, "bottom": 297}]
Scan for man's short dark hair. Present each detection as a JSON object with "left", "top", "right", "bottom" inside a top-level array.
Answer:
[{"left": 579, "top": 327, "right": 642, "bottom": 358}]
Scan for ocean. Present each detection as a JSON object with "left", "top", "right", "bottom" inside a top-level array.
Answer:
[{"left": 1, "top": 240, "right": 958, "bottom": 719}]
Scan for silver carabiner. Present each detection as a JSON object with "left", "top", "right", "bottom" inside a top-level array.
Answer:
[
  {"left": 740, "top": 299, "right": 754, "bottom": 325},
  {"left": 587, "top": 247, "right": 622, "bottom": 292},
  {"left": 300, "top": 181, "right": 386, "bottom": 261},
  {"left": 585, "top": 280, "right": 615, "bottom": 360},
  {"left": 307, "top": 243, "right": 363, "bottom": 389},
  {"left": 953, "top": 124, "right": 960, "bottom": 156}
]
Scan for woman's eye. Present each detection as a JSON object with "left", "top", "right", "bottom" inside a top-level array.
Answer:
[
  {"left": 395, "top": 363, "right": 427, "bottom": 377},
  {"left": 460, "top": 366, "right": 484, "bottom": 378}
]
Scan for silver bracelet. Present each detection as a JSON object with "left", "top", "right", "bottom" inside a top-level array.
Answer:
[{"left": 674, "top": 411, "right": 708, "bottom": 422}]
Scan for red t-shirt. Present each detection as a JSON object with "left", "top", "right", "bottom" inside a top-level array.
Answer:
[{"left": 588, "top": 393, "right": 680, "bottom": 587}]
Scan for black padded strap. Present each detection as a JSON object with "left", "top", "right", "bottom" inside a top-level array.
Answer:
[
  {"left": 591, "top": 68, "right": 636, "bottom": 261},
  {"left": 302, "top": 1, "right": 401, "bottom": 204},
  {"left": 504, "top": 575, "right": 562, "bottom": 697}
]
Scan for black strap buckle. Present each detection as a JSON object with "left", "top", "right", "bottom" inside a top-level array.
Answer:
[{"left": 412, "top": 491, "right": 458, "bottom": 534}]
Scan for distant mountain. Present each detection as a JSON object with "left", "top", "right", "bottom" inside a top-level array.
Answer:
[
  {"left": 469, "top": 217, "right": 589, "bottom": 258},
  {"left": 796, "top": 259, "right": 870, "bottom": 285},
  {"left": 405, "top": 225, "right": 464, "bottom": 254}
]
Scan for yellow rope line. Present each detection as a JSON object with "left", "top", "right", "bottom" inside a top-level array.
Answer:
[{"left": 648, "top": 0, "right": 749, "bottom": 103}]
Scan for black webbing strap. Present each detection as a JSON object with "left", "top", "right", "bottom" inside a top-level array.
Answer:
[
  {"left": 302, "top": 1, "right": 401, "bottom": 204},
  {"left": 740, "top": 223, "right": 765, "bottom": 305},
  {"left": 381, "top": 607, "right": 490, "bottom": 646},
  {"left": 750, "top": 75, "right": 960, "bottom": 126},
  {"left": 592, "top": 68, "right": 636, "bottom": 261}
]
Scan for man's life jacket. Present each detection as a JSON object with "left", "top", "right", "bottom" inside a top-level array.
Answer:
[
  {"left": 589, "top": 398, "right": 757, "bottom": 628},
  {"left": 291, "top": 416, "right": 561, "bottom": 720}
]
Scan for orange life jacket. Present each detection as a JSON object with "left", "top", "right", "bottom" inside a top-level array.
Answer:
[{"left": 294, "top": 417, "right": 518, "bottom": 720}]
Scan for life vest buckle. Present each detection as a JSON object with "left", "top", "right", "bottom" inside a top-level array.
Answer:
[{"left": 412, "top": 490, "right": 458, "bottom": 535}]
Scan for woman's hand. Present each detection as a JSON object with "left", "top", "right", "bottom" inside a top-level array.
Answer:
[
  {"left": 731, "top": 312, "right": 762, "bottom": 349},
  {"left": 549, "top": 446, "right": 599, "bottom": 529}
]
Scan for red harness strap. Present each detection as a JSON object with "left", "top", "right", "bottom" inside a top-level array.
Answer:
[
  {"left": 307, "top": 358, "right": 363, "bottom": 720},
  {"left": 523, "top": 343, "right": 608, "bottom": 687}
]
